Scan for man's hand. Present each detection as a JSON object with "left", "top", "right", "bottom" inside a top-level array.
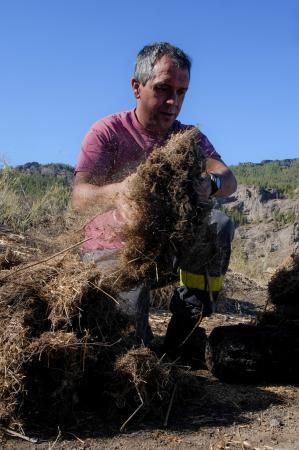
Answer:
[
  {"left": 72, "top": 171, "right": 137, "bottom": 217},
  {"left": 193, "top": 157, "right": 237, "bottom": 204},
  {"left": 114, "top": 173, "right": 137, "bottom": 224},
  {"left": 205, "top": 157, "right": 237, "bottom": 198},
  {"left": 194, "top": 171, "right": 212, "bottom": 203}
]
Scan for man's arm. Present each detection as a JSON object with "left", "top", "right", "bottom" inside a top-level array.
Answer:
[
  {"left": 206, "top": 157, "right": 237, "bottom": 198},
  {"left": 71, "top": 171, "right": 134, "bottom": 214},
  {"left": 196, "top": 157, "right": 237, "bottom": 202}
]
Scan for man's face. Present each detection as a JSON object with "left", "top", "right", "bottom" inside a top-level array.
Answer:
[{"left": 132, "top": 55, "right": 190, "bottom": 135}]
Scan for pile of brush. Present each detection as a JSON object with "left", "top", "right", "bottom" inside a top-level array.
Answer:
[
  {"left": 0, "top": 129, "right": 213, "bottom": 430},
  {"left": 0, "top": 254, "right": 179, "bottom": 430},
  {"left": 0, "top": 255, "right": 120, "bottom": 424},
  {"left": 206, "top": 253, "right": 299, "bottom": 383},
  {"left": 267, "top": 253, "right": 299, "bottom": 318}
]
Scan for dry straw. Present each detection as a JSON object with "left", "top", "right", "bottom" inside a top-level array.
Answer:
[
  {"left": 0, "top": 128, "right": 211, "bottom": 430},
  {"left": 118, "top": 127, "right": 212, "bottom": 289},
  {"left": 268, "top": 254, "right": 299, "bottom": 307},
  {"left": 0, "top": 253, "right": 135, "bottom": 427}
]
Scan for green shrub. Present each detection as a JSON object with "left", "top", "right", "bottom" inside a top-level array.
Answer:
[
  {"left": 0, "top": 167, "right": 71, "bottom": 232},
  {"left": 222, "top": 207, "right": 248, "bottom": 227},
  {"left": 230, "top": 160, "right": 299, "bottom": 196},
  {"left": 272, "top": 209, "right": 296, "bottom": 228}
]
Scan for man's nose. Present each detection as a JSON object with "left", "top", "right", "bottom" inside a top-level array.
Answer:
[{"left": 166, "top": 92, "right": 178, "bottom": 106}]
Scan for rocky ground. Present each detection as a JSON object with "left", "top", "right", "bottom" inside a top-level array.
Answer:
[
  {"left": 221, "top": 185, "right": 299, "bottom": 281},
  {"left": 2, "top": 271, "right": 299, "bottom": 450}
]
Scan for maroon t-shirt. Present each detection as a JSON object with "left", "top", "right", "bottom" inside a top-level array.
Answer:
[
  {"left": 76, "top": 109, "right": 219, "bottom": 180},
  {"left": 76, "top": 110, "right": 220, "bottom": 251}
]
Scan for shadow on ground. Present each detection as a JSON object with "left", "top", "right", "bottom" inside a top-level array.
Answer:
[{"left": 20, "top": 369, "right": 284, "bottom": 443}]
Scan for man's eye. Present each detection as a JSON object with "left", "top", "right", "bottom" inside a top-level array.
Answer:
[{"left": 156, "top": 85, "right": 168, "bottom": 91}]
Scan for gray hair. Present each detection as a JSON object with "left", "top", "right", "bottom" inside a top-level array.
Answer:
[{"left": 134, "top": 42, "right": 192, "bottom": 85}]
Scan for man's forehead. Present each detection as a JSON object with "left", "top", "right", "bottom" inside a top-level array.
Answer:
[{"left": 151, "top": 57, "right": 190, "bottom": 83}]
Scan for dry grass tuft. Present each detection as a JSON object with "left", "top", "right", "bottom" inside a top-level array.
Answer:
[
  {"left": 113, "top": 347, "right": 179, "bottom": 426},
  {"left": 0, "top": 234, "right": 182, "bottom": 429},
  {"left": 0, "top": 248, "right": 134, "bottom": 426},
  {"left": 118, "top": 128, "right": 212, "bottom": 288},
  {"left": 268, "top": 254, "right": 299, "bottom": 313}
]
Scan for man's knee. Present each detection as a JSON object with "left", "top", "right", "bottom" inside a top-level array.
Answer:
[
  {"left": 210, "top": 209, "right": 235, "bottom": 244},
  {"left": 169, "top": 287, "right": 213, "bottom": 319}
]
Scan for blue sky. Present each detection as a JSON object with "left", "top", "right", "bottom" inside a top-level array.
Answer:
[{"left": 0, "top": 0, "right": 298, "bottom": 167}]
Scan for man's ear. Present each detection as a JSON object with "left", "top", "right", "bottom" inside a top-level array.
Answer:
[{"left": 131, "top": 78, "right": 141, "bottom": 99}]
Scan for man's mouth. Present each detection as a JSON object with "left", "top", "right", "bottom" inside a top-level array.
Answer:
[{"left": 160, "top": 111, "right": 176, "bottom": 117}]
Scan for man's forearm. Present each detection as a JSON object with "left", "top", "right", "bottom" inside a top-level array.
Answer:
[
  {"left": 212, "top": 169, "right": 237, "bottom": 198},
  {"left": 71, "top": 181, "right": 122, "bottom": 212},
  {"left": 206, "top": 158, "right": 237, "bottom": 198}
]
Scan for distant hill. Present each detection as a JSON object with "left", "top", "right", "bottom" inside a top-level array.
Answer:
[
  {"left": 230, "top": 158, "right": 299, "bottom": 196},
  {"left": 1, "top": 159, "right": 298, "bottom": 279},
  {"left": 11, "top": 157, "right": 299, "bottom": 194},
  {"left": 14, "top": 162, "right": 74, "bottom": 185}
]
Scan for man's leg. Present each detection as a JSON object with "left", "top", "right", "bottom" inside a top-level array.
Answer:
[
  {"left": 164, "top": 210, "right": 235, "bottom": 359},
  {"left": 119, "top": 285, "right": 153, "bottom": 345},
  {"left": 82, "top": 249, "right": 153, "bottom": 345}
]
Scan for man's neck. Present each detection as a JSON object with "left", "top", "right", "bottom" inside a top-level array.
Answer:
[{"left": 134, "top": 109, "right": 171, "bottom": 138}]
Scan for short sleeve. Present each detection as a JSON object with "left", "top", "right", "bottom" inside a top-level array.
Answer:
[
  {"left": 75, "top": 121, "right": 117, "bottom": 178},
  {"left": 197, "top": 131, "right": 221, "bottom": 159}
]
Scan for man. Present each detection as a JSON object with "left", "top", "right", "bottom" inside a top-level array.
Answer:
[{"left": 72, "top": 42, "right": 237, "bottom": 357}]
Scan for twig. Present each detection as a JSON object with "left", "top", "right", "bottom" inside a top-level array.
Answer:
[
  {"left": 72, "top": 210, "right": 107, "bottom": 233},
  {"left": 178, "top": 310, "right": 203, "bottom": 348},
  {"left": 1, "top": 426, "right": 38, "bottom": 443},
  {"left": 87, "top": 337, "right": 122, "bottom": 347},
  {"left": 49, "top": 425, "right": 61, "bottom": 449},
  {"left": 120, "top": 387, "right": 144, "bottom": 432},
  {"left": 65, "top": 431, "right": 84, "bottom": 443},
  {"left": 89, "top": 282, "right": 119, "bottom": 305},
  {"left": 158, "top": 352, "right": 167, "bottom": 364},
  {"left": 26, "top": 338, "right": 123, "bottom": 361},
  {"left": 1, "top": 237, "right": 92, "bottom": 281},
  {"left": 163, "top": 383, "right": 177, "bottom": 427},
  {"left": 101, "top": 257, "right": 141, "bottom": 286}
]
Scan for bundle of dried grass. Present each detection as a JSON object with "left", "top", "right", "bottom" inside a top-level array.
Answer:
[
  {"left": 0, "top": 306, "right": 28, "bottom": 424},
  {"left": 0, "top": 128, "right": 211, "bottom": 429},
  {"left": 0, "top": 249, "right": 184, "bottom": 430},
  {"left": 112, "top": 348, "right": 178, "bottom": 428},
  {"left": 118, "top": 128, "right": 212, "bottom": 288},
  {"left": 0, "top": 263, "right": 60, "bottom": 425},
  {"left": 268, "top": 254, "right": 299, "bottom": 316},
  {"left": 0, "top": 253, "right": 134, "bottom": 427}
]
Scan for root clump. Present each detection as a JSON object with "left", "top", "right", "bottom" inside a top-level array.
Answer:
[{"left": 119, "top": 128, "right": 213, "bottom": 288}]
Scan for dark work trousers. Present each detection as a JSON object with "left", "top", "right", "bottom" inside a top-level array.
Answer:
[
  {"left": 82, "top": 209, "right": 234, "bottom": 346},
  {"left": 81, "top": 249, "right": 153, "bottom": 345},
  {"left": 178, "top": 208, "right": 235, "bottom": 277}
]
